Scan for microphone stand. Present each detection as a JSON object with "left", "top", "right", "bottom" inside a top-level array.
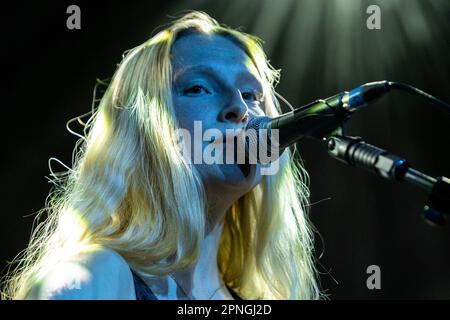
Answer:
[
  {"left": 325, "top": 135, "right": 450, "bottom": 226},
  {"left": 278, "top": 80, "right": 450, "bottom": 225}
]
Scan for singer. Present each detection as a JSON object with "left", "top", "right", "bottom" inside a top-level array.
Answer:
[{"left": 1, "top": 11, "right": 320, "bottom": 300}]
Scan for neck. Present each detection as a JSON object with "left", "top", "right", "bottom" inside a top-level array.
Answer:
[
  {"left": 171, "top": 197, "right": 234, "bottom": 299},
  {"left": 146, "top": 186, "right": 240, "bottom": 300},
  {"left": 173, "top": 222, "right": 225, "bottom": 298}
]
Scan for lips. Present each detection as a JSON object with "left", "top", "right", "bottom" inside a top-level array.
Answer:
[
  {"left": 208, "top": 128, "right": 244, "bottom": 144},
  {"left": 207, "top": 133, "right": 251, "bottom": 177}
]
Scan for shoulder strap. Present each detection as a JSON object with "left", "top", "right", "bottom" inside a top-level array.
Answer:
[
  {"left": 131, "top": 269, "right": 243, "bottom": 300},
  {"left": 130, "top": 269, "right": 158, "bottom": 300}
]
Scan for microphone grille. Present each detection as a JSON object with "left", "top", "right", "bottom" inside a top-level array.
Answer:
[
  {"left": 245, "top": 116, "right": 269, "bottom": 131},
  {"left": 244, "top": 116, "right": 271, "bottom": 163}
]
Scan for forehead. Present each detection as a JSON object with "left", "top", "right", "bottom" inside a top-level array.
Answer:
[{"left": 171, "top": 33, "right": 261, "bottom": 80}]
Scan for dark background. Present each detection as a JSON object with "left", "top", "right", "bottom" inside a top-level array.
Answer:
[{"left": 2, "top": 0, "right": 450, "bottom": 299}]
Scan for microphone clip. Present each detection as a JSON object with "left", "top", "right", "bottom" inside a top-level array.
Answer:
[{"left": 326, "top": 135, "right": 450, "bottom": 226}]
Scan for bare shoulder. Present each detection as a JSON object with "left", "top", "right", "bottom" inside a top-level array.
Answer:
[{"left": 26, "top": 245, "right": 136, "bottom": 300}]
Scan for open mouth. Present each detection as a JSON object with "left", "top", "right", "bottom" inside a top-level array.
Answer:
[
  {"left": 230, "top": 136, "right": 251, "bottom": 178},
  {"left": 238, "top": 163, "right": 251, "bottom": 177},
  {"left": 211, "top": 135, "right": 252, "bottom": 178}
]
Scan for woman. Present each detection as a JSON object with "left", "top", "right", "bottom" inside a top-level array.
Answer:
[{"left": 1, "top": 11, "right": 321, "bottom": 300}]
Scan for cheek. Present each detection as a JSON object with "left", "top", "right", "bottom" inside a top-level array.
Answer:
[
  {"left": 173, "top": 101, "right": 193, "bottom": 128},
  {"left": 173, "top": 98, "right": 217, "bottom": 129}
]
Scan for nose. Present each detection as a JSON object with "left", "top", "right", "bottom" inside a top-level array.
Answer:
[{"left": 219, "top": 90, "right": 249, "bottom": 125}]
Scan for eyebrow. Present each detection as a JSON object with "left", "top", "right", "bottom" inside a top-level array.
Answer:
[{"left": 173, "top": 64, "right": 263, "bottom": 90}]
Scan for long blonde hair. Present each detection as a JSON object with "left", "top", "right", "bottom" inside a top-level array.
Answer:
[{"left": 2, "top": 11, "right": 321, "bottom": 300}]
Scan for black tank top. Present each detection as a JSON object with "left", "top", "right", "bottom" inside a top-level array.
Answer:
[{"left": 131, "top": 270, "right": 242, "bottom": 300}]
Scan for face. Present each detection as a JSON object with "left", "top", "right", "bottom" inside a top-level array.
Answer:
[{"left": 171, "top": 33, "right": 265, "bottom": 202}]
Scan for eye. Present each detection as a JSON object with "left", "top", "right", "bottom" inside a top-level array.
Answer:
[
  {"left": 183, "top": 85, "right": 210, "bottom": 96},
  {"left": 241, "top": 90, "right": 263, "bottom": 103}
]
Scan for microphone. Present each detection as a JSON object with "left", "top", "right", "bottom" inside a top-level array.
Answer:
[{"left": 244, "top": 81, "right": 391, "bottom": 163}]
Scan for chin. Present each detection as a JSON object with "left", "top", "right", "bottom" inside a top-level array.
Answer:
[{"left": 198, "top": 163, "right": 261, "bottom": 193}]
